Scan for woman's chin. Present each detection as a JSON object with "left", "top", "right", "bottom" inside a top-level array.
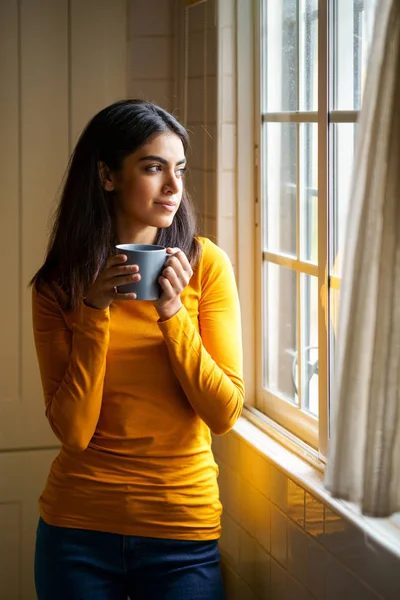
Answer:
[{"left": 152, "top": 215, "right": 176, "bottom": 228}]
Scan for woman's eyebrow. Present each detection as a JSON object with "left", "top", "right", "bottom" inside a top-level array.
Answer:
[{"left": 139, "top": 155, "right": 187, "bottom": 166}]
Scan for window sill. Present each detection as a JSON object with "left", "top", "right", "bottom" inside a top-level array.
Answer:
[{"left": 234, "top": 409, "right": 400, "bottom": 559}]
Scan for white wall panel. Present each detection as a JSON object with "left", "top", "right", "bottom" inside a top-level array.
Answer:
[
  {"left": 0, "top": 0, "right": 127, "bottom": 450},
  {"left": 0, "top": 0, "right": 126, "bottom": 594},
  {"left": 0, "top": 0, "right": 20, "bottom": 415},
  {"left": 70, "top": 0, "right": 127, "bottom": 145},
  {"left": 0, "top": 449, "right": 59, "bottom": 600},
  {"left": 20, "top": 0, "right": 69, "bottom": 448},
  {"left": 0, "top": 0, "right": 69, "bottom": 449}
]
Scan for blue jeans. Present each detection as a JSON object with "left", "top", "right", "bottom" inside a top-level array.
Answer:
[{"left": 35, "top": 518, "right": 225, "bottom": 600}]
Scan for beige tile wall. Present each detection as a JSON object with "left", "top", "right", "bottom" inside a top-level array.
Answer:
[
  {"left": 183, "top": 0, "right": 218, "bottom": 240},
  {"left": 180, "top": 0, "right": 237, "bottom": 261},
  {"left": 216, "top": 0, "right": 237, "bottom": 270},
  {"left": 213, "top": 430, "right": 400, "bottom": 600},
  {"left": 128, "top": 0, "right": 219, "bottom": 240}
]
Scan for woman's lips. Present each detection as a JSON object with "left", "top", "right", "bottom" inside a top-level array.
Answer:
[{"left": 156, "top": 202, "right": 177, "bottom": 212}]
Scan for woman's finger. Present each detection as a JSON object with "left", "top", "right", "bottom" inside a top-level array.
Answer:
[
  {"left": 165, "top": 254, "right": 192, "bottom": 281},
  {"left": 113, "top": 292, "right": 137, "bottom": 301},
  {"left": 106, "top": 254, "right": 128, "bottom": 269},
  {"left": 105, "top": 264, "right": 139, "bottom": 280},
  {"left": 109, "top": 272, "right": 141, "bottom": 288},
  {"left": 158, "top": 275, "right": 176, "bottom": 299},
  {"left": 162, "top": 265, "right": 183, "bottom": 291},
  {"left": 166, "top": 249, "right": 192, "bottom": 276},
  {"left": 164, "top": 257, "right": 185, "bottom": 281}
]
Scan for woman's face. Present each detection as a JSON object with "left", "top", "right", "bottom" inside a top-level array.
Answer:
[{"left": 106, "top": 132, "right": 187, "bottom": 242}]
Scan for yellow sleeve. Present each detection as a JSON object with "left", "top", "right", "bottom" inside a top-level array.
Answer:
[
  {"left": 32, "top": 284, "right": 110, "bottom": 451},
  {"left": 158, "top": 240, "right": 244, "bottom": 435}
]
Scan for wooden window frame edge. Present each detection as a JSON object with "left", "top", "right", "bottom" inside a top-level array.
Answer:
[
  {"left": 236, "top": 0, "right": 257, "bottom": 403},
  {"left": 235, "top": 0, "right": 330, "bottom": 460},
  {"left": 259, "top": 390, "right": 319, "bottom": 449}
]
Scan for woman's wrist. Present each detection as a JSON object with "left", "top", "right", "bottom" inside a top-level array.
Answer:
[
  {"left": 156, "top": 300, "right": 183, "bottom": 322},
  {"left": 83, "top": 297, "right": 104, "bottom": 310}
]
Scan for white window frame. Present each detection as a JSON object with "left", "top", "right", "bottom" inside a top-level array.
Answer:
[{"left": 237, "top": 0, "right": 367, "bottom": 459}]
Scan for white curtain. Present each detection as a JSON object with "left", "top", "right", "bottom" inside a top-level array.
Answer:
[{"left": 325, "top": 0, "right": 400, "bottom": 517}]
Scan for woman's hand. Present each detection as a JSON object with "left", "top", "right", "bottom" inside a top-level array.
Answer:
[
  {"left": 154, "top": 248, "right": 193, "bottom": 321},
  {"left": 85, "top": 254, "right": 140, "bottom": 310}
]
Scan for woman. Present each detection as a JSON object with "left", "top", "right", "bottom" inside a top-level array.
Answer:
[{"left": 32, "top": 99, "right": 244, "bottom": 600}]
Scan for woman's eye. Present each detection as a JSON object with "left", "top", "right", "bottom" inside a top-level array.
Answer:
[
  {"left": 146, "top": 165, "right": 162, "bottom": 173},
  {"left": 176, "top": 167, "right": 187, "bottom": 177}
]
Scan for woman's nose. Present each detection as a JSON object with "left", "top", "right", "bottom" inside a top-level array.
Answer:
[{"left": 163, "top": 173, "right": 180, "bottom": 194}]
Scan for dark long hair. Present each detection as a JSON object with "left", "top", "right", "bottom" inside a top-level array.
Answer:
[{"left": 32, "top": 99, "right": 200, "bottom": 310}]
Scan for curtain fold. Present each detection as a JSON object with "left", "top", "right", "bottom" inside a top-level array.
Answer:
[{"left": 325, "top": 0, "right": 400, "bottom": 517}]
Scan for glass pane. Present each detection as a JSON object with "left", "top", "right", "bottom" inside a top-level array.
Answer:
[
  {"left": 263, "top": 0, "right": 297, "bottom": 112},
  {"left": 333, "top": 0, "right": 378, "bottom": 110},
  {"left": 263, "top": 123, "right": 297, "bottom": 256},
  {"left": 264, "top": 263, "right": 297, "bottom": 404},
  {"left": 301, "top": 274, "right": 319, "bottom": 415},
  {"left": 300, "top": 123, "right": 318, "bottom": 262},
  {"left": 299, "top": 0, "right": 318, "bottom": 111},
  {"left": 331, "top": 123, "right": 356, "bottom": 276}
]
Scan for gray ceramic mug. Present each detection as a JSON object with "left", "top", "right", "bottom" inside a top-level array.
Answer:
[{"left": 115, "top": 244, "right": 167, "bottom": 301}]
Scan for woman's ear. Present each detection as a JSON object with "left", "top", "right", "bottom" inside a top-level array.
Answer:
[{"left": 98, "top": 161, "right": 115, "bottom": 192}]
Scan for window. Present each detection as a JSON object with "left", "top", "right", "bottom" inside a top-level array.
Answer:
[{"left": 255, "top": 0, "right": 377, "bottom": 455}]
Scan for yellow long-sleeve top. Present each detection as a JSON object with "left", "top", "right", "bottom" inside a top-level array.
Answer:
[{"left": 32, "top": 237, "right": 244, "bottom": 540}]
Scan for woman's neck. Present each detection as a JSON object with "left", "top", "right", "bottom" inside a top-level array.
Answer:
[{"left": 114, "top": 217, "right": 158, "bottom": 246}]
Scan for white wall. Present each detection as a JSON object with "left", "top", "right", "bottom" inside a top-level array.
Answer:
[
  {"left": 128, "top": 0, "right": 177, "bottom": 112},
  {"left": 0, "top": 1, "right": 127, "bottom": 597}
]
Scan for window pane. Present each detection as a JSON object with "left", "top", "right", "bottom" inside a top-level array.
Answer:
[
  {"left": 300, "top": 123, "right": 318, "bottom": 262},
  {"left": 331, "top": 123, "right": 356, "bottom": 276},
  {"left": 263, "top": 0, "right": 297, "bottom": 112},
  {"left": 263, "top": 123, "right": 297, "bottom": 256},
  {"left": 299, "top": 0, "right": 318, "bottom": 111},
  {"left": 333, "top": 0, "right": 377, "bottom": 110},
  {"left": 264, "top": 263, "right": 297, "bottom": 404},
  {"left": 301, "top": 274, "right": 319, "bottom": 415}
]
